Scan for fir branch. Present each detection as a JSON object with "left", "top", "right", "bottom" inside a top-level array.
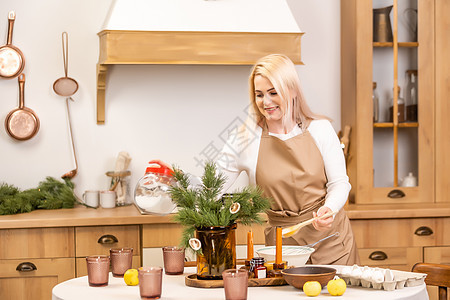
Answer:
[
  {"left": 169, "top": 161, "right": 272, "bottom": 250},
  {"left": 0, "top": 177, "right": 76, "bottom": 215}
]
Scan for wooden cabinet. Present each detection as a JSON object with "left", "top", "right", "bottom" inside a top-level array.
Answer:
[
  {"left": 0, "top": 224, "right": 142, "bottom": 299},
  {"left": 0, "top": 228, "right": 75, "bottom": 300},
  {"left": 351, "top": 217, "right": 450, "bottom": 272},
  {"left": 435, "top": 1, "right": 450, "bottom": 204},
  {"left": 75, "top": 225, "right": 141, "bottom": 277},
  {"left": 142, "top": 222, "right": 268, "bottom": 266},
  {"left": 340, "top": 0, "right": 448, "bottom": 205}
]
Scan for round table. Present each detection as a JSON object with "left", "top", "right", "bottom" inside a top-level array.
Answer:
[{"left": 52, "top": 267, "right": 429, "bottom": 300}]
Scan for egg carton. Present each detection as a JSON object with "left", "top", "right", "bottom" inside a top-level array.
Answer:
[{"left": 335, "top": 265, "right": 427, "bottom": 291}]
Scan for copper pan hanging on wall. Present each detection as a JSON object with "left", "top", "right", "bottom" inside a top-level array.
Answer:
[
  {"left": 5, "top": 73, "right": 40, "bottom": 140},
  {"left": 0, "top": 11, "right": 25, "bottom": 79}
]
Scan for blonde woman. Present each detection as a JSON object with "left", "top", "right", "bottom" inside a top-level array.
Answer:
[{"left": 218, "top": 54, "right": 359, "bottom": 265}]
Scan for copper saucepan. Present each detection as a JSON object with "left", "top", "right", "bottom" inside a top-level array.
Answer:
[
  {"left": 5, "top": 73, "right": 40, "bottom": 140},
  {"left": 0, "top": 11, "right": 25, "bottom": 79}
]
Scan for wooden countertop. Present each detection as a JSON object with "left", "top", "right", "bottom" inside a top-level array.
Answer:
[
  {"left": 346, "top": 203, "right": 450, "bottom": 219},
  {"left": 1, "top": 203, "right": 449, "bottom": 229},
  {"left": 0, "top": 205, "right": 174, "bottom": 229}
]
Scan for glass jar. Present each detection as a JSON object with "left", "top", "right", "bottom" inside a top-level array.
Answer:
[
  {"left": 134, "top": 160, "right": 176, "bottom": 215},
  {"left": 405, "top": 70, "right": 418, "bottom": 122},
  {"left": 106, "top": 170, "right": 132, "bottom": 206},
  {"left": 250, "top": 257, "right": 267, "bottom": 279},
  {"left": 389, "top": 86, "right": 405, "bottom": 122},
  {"left": 373, "top": 82, "right": 380, "bottom": 123}
]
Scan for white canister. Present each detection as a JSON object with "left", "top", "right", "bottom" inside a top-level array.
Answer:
[
  {"left": 100, "top": 190, "right": 116, "bottom": 208},
  {"left": 83, "top": 190, "right": 99, "bottom": 208},
  {"left": 401, "top": 172, "right": 417, "bottom": 187}
]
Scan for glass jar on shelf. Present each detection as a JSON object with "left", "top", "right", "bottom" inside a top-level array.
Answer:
[
  {"left": 389, "top": 86, "right": 405, "bottom": 123},
  {"left": 404, "top": 70, "right": 418, "bottom": 122},
  {"left": 373, "top": 82, "right": 380, "bottom": 123}
]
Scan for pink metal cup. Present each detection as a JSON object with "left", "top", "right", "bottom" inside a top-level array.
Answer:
[
  {"left": 110, "top": 247, "right": 133, "bottom": 277},
  {"left": 162, "top": 246, "right": 185, "bottom": 275},
  {"left": 86, "top": 255, "right": 110, "bottom": 287},
  {"left": 223, "top": 269, "right": 248, "bottom": 300},
  {"left": 138, "top": 267, "right": 163, "bottom": 299}
]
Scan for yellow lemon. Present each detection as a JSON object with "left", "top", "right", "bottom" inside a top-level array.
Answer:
[
  {"left": 303, "top": 281, "right": 322, "bottom": 297},
  {"left": 327, "top": 277, "right": 347, "bottom": 296},
  {"left": 123, "top": 269, "right": 139, "bottom": 286}
]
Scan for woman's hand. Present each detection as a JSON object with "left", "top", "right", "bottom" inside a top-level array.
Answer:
[{"left": 312, "top": 206, "right": 334, "bottom": 231}]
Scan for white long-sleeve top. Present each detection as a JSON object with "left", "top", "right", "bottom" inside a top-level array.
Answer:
[{"left": 217, "top": 119, "right": 351, "bottom": 213}]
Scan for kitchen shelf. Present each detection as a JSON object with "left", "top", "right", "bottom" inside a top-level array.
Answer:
[
  {"left": 96, "top": 30, "right": 303, "bottom": 124},
  {"left": 373, "top": 42, "right": 419, "bottom": 47},
  {"left": 373, "top": 122, "right": 419, "bottom": 128}
]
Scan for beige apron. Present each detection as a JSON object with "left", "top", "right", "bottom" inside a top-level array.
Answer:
[{"left": 256, "top": 124, "right": 360, "bottom": 265}]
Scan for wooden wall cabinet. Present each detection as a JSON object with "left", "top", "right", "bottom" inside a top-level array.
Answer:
[{"left": 340, "top": 0, "right": 450, "bottom": 205}]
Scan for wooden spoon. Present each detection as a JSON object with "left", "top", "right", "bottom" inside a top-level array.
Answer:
[{"left": 282, "top": 211, "right": 337, "bottom": 238}]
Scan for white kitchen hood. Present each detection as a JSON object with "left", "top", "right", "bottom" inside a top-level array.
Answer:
[
  {"left": 96, "top": 0, "right": 304, "bottom": 123},
  {"left": 102, "top": 0, "right": 301, "bottom": 34}
]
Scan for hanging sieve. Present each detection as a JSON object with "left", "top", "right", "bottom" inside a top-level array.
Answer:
[{"left": 53, "top": 32, "right": 78, "bottom": 97}]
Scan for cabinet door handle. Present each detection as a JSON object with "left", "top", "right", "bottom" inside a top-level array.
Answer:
[
  {"left": 387, "top": 189, "right": 405, "bottom": 198},
  {"left": 414, "top": 226, "right": 433, "bottom": 236},
  {"left": 369, "top": 251, "right": 388, "bottom": 261},
  {"left": 16, "top": 262, "right": 37, "bottom": 272},
  {"left": 97, "top": 234, "right": 118, "bottom": 244}
]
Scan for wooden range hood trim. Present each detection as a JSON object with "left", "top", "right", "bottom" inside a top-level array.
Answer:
[{"left": 96, "top": 30, "right": 304, "bottom": 124}]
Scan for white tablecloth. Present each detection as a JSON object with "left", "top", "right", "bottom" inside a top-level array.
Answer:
[{"left": 52, "top": 267, "right": 429, "bottom": 300}]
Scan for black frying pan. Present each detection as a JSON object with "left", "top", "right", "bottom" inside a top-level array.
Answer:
[
  {"left": 0, "top": 11, "right": 25, "bottom": 79},
  {"left": 5, "top": 73, "right": 40, "bottom": 140}
]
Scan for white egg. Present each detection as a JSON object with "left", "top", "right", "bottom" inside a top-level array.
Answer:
[
  {"left": 361, "top": 266, "right": 373, "bottom": 281},
  {"left": 372, "top": 268, "right": 385, "bottom": 283},
  {"left": 351, "top": 265, "right": 363, "bottom": 278},
  {"left": 384, "top": 269, "right": 395, "bottom": 281}
]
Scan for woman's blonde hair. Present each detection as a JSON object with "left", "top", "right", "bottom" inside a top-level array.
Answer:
[{"left": 248, "top": 54, "right": 323, "bottom": 130}]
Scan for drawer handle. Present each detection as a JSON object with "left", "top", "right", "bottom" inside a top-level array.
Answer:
[
  {"left": 98, "top": 234, "right": 118, "bottom": 244},
  {"left": 369, "top": 251, "right": 388, "bottom": 261},
  {"left": 387, "top": 189, "right": 405, "bottom": 198},
  {"left": 414, "top": 226, "right": 433, "bottom": 236},
  {"left": 16, "top": 262, "right": 37, "bottom": 272}
]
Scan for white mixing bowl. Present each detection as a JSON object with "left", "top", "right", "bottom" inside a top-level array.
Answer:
[{"left": 255, "top": 246, "right": 315, "bottom": 267}]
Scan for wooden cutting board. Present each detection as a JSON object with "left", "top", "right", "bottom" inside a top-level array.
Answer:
[{"left": 185, "top": 273, "right": 287, "bottom": 288}]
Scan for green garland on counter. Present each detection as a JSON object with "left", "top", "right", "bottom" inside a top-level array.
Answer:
[{"left": 0, "top": 177, "right": 77, "bottom": 215}]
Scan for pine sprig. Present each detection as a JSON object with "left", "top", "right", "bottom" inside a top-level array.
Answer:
[
  {"left": 0, "top": 177, "right": 77, "bottom": 215},
  {"left": 169, "top": 161, "right": 271, "bottom": 249}
]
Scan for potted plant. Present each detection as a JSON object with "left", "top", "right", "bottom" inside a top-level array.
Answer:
[{"left": 170, "top": 161, "right": 271, "bottom": 280}]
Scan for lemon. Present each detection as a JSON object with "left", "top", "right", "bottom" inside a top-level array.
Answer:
[
  {"left": 303, "top": 281, "right": 322, "bottom": 297},
  {"left": 327, "top": 277, "right": 347, "bottom": 296},
  {"left": 123, "top": 269, "right": 139, "bottom": 286}
]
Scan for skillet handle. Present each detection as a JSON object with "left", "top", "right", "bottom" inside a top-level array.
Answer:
[
  {"left": 7, "top": 11, "right": 15, "bottom": 45},
  {"left": 18, "top": 73, "right": 25, "bottom": 108}
]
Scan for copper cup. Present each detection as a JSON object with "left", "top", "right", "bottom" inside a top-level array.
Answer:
[
  {"left": 162, "top": 246, "right": 185, "bottom": 275},
  {"left": 223, "top": 269, "right": 248, "bottom": 300},
  {"left": 138, "top": 267, "right": 163, "bottom": 300},
  {"left": 86, "top": 255, "right": 110, "bottom": 287},
  {"left": 110, "top": 247, "right": 133, "bottom": 277}
]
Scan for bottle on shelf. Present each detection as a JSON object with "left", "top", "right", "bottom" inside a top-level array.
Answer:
[
  {"left": 373, "top": 82, "right": 380, "bottom": 123},
  {"left": 389, "top": 86, "right": 405, "bottom": 123},
  {"left": 405, "top": 70, "right": 418, "bottom": 122}
]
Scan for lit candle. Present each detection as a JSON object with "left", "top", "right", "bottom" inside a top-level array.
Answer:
[
  {"left": 275, "top": 226, "right": 282, "bottom": 264},
  {"left": 247, "top": 230, "right": 254, "bottom": 261}
]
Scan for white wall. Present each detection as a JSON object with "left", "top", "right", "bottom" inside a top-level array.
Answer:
[{"left": 0, "top": 0, "right": 341, "bottom": 197}]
